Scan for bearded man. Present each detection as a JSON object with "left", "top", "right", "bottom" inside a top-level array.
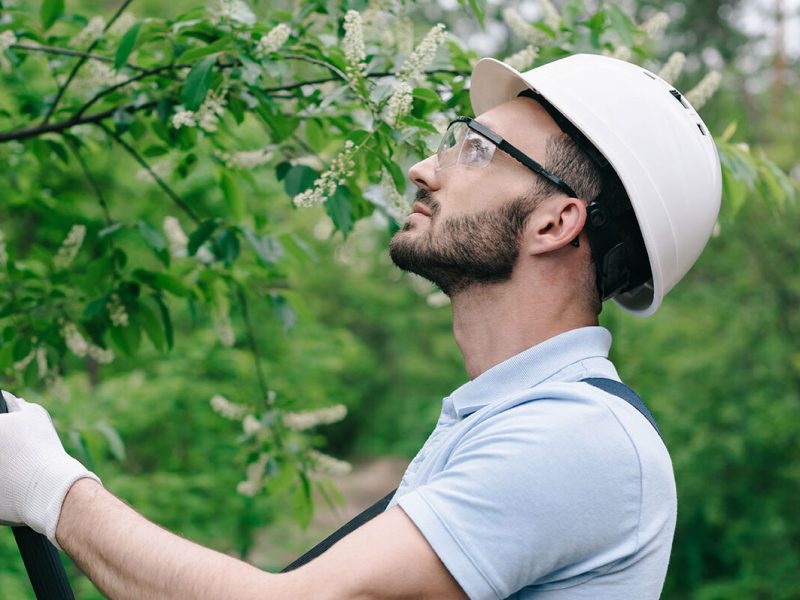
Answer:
[{"left": 0, "top": 54, "right": 720, "bottom": 599}]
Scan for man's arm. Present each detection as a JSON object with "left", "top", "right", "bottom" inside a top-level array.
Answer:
[{"left": 58, "top": 478, "right": 467, "bottom": 600}]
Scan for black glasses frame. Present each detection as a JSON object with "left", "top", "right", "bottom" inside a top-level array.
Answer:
[{"left": 443, "top": 117, "right": 577, "bottom": 199}]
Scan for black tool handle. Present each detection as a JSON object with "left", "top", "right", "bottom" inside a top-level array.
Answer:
[{"left": 0, "top": 391, "right": 75, "bottom": 600}]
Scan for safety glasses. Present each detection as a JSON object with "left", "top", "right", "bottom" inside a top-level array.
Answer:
[{"left": 436, "top": 117, "right": 577, "bottom": 198}]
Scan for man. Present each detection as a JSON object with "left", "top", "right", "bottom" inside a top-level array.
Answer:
[{"left": 0, "top": 54, "right": 720, "bottom": 598}]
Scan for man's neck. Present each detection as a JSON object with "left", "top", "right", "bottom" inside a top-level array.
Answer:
[{"left": 450, "top": 277, "right": 597, "bottom": 380}]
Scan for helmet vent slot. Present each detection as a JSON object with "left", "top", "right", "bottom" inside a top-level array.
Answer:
[
  {"left": 669, "top": 89, "right": 690, "bottom": 108},
  {"left": 696, "top": 123, "right": 706, "bottom": 136}
]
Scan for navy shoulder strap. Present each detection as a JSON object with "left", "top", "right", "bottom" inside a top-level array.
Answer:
[
  {"left": 282, "top": 377, "right": 662, "bottom": 571},
  {"left": 581, "top": 377, "right": 663, "bottom": 439}
]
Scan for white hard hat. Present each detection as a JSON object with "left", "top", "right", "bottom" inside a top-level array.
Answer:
[{"left": 470, "top": 54, "right": 722, "bottom": 316}]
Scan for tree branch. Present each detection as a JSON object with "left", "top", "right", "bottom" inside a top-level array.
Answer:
[
  {"left": 95, "top": 122, "right": 200, "bottom": 224},
  {"left": 42, "top": 0, "right": 136, "bottom": 125},
  {"left": 11, "top": 42, "right": 146, "bottom": 71},
  {"left": 63, "top": 135, "right": 114, "bottom": 226},
  {"left": 236, "top": 287, "right": 271, "bottom": 409}
]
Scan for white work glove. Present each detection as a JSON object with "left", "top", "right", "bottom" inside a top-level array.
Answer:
[{"left": 0, "top": 391, "right": 101, "bottom": 547}]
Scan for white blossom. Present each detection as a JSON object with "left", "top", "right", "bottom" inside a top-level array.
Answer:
[
  {"left": 685, "top": 71, "right": 722, "bottom": 110},
  {"left": 293, "top": 141, "right": 357, "bottom": 207},
  {"left": 236, "top": 453, "right": 269, "bottom": 497},
  {"left": 343, "top": 10, "right": 367, "bottom": 83},
  {"left": 171, "top": 107, "right": 197, "bottom": 129},
  {"left": 611, "top": 46, "right": 632, "bottom": 62},
  {"left": 136, "top": 159, "right": 172, "bottom": 183},
  {"left": 108, "top": 13, "right": 136, "bottom": 37},
  {"left": 220, "top": 148, "right": 273, "bottom": 169},
  {"left": 13, "top": 348, "right": 35, "bottom": 372},
  {"left": 502, "top": 8, "right": 547, "bottom": 45},
  {"left": 538, "top": 0, "right": 561, "bottom": 31},
  {"left": 213, "top": 307, "right": 235, "bottom": 347},
  {"left": 504, "top": 45, "right": 539, "bottom": 72},
  {"left": 107, "top": 293, "right": 129, "bottom": 327},
  {"left": 211, "top": 394, "right": 249, "bottom": 420},
  {"left": 641, "top": 11, "right": 670, "bottom": 39},
  {"left": 384, "top": 81, "right": 413, "bottom": 126},
  {"left": 308, "top": 449, "right": 352, "bottom": 477},
  {"left": 242, "top": 414, "right": 262, "bottom": 435},
  {"left": 426, "top": 291, "right": 451, "bottom": 308},
  {"left": 658, "top": 51, "right": 686, "bottom": 84},
  {"left": 163, "top": 216, "right": 188, "bottom": 257},
  {"left": 0, "top": 30, "right": 17, "bottom": 72},
  {"left": 83, "top": 60, "right": 128, "bottom": 89},
  {"left": 215, "top": 0, "right": 256, "bottom": 26},
  {"left": 87, "top": 344, "right": 114, "bottom": 364},
  {"left": 49, "top": 375, "right": 71, "bottom": 403},
  {"left": 283, "top": 404, "right": 347, "bottom": 431},
  {"left": 394, "top": 17, "right": 414, "bottom": 56},
  {"left": 396, "top": 23, "right": 447, "bottom": 82},
  {"left": 54, "top": 224, "right": 86, "bottom": 270},
  {"left": 0, "top": 229, "right": 8, "bottom": 268},
  {"left": 61, "top": 321, "right": 89, "bottom": 358},
  {"left": 71, "top": 16, "right": 105, "bottom": 48},
  {"left": 195, "top": 88, "right": 228, "bottom": 133},
  {"left": 380, "top": 169, "right": 410, "bottom": 220},
  {"left": 255, "top": 23, "right": 290, "bottom": 56},
  {"left": 36, "top": 347, "right": 48, "bottom": 379}
]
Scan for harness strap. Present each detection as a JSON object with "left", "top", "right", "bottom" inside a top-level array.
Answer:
[{"left": 282, "top": 377, "right": 662, "bottom": 571}]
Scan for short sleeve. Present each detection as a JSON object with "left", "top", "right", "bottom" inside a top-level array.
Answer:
[{"left": 395, "top": 398, "right": 643, "bottom": 600}]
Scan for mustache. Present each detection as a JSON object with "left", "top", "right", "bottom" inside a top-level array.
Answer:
[{"left": 414, "top": 189, "right": 440, "bottom": 216}]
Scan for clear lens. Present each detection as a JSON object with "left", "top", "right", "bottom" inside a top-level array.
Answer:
[{"left": 436, "top": 121, "right": 496, "bottom": 171}]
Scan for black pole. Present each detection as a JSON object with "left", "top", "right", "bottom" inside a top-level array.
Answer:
[{"left": 0, "top": 391, "right": 75, "bottom": 600}]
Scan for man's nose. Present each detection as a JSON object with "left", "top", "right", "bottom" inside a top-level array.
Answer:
[{"left": 407, "top": 154, "right": 441, "bottom": 192}]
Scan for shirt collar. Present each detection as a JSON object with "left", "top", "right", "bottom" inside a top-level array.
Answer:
[{"left": 449, "top": 326, "right": 612, "bottom": 418}]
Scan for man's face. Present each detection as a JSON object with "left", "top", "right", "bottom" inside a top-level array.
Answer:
[{"left": 389, "top": 98, "right": 563, "bottom": 296}]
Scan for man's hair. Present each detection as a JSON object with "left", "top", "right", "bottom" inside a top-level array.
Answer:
[{"left": 528, "top": 133, "right": 604, "bottom": 315}]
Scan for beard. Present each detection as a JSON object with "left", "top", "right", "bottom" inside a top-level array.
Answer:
[{"left": 389, "top": 190, "right": 541, "bottom": 296}]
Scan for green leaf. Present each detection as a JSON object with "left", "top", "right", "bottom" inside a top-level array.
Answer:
[
  {"left": 152, "top": 294, "right": 174, "bottom": 349},
  {"left": 95, "top": 422, "right": 126, "bottom": 462},
  {"left": 176, "top": 37, "right": 232, "bottom": 63},
  {"left": 138, "top": 297, "right": 167, "bottom": 352},
  {"left": 181, "top": 55, "right": 217, "bottom": 111},
  {"left": 325, "top": 186, "right": 354, "bottom": 236},
  {"left": 109, "top": 319, "right": 141, "bottom": 356},
  {"left": 217, "top": 228, "right": 240, "bottom": 266},
  {"left": 137, "top": 221, "right": 168, "bottom": 266},
  {"left": 219, "top": 171, "right": 245, "bottom": 221},
  {"left": 282, "top": 165, "right": 318, "bottom": 197},
  {"left": 114, "top": 21, "right": 143, "bottom": 70},
  {"left": 40, "top": 0, "right": 64, "bottom": 29},
  {"left": 607, "top": 6, "right": 634, "bottom": 48},
  {"left": 188, "top": 218, "right": 221, "bottom": 256},
  {"left": 12, "top": 337, "right": 31, "bottom": 362},
  {"left": 292, "top": 473, "right": 313, "bottom": 529},
  {"left": 133, "top": 269, "right": 191, "bottom": 297}
]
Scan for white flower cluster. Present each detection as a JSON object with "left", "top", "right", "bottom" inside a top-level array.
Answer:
[
  {"left": 36, "top": 347, "right": 48, "bottom": 379},
  {"left": 83, "top": 60, "right": 128, "bottom": 89},
  {"left": 219, "top": 148, "right": 272, "bottom": 169},
  {"left": 685, "top": 71, "right": 722, "bottom": 110},
  {"left": 539, "top": 0, "right": 561, "bottom": 31},
  {"left": 236, "top": 453, "right": 268, "bottom": 497},
  {"left": 107, "top": 293, "right": 129, "bottom": 327},
  {"left": 0, "top": 228, "right": 8, "bottom": 268},
  {"left": 396, "top": 23, "right": 447, "bottom": 82},
  {"left": 0, "top": 30, "right": 17, "bottom": 72},
  {"left": 135, "top": 158, "right": 172, "bottom": 183},
  {"left": 293, "top": 140, "right": 356, "bottom": 207},
  {"left": 108, "top": 13, "right": 136, "bottom": 37},
  {"left": 502, "top": 8, "right": 547, "bottom": 45},
  {"left": 213, "top": 307, "right": 235, "bottom": 347},
  {"left": 256, "top": 23, "right": 291, "bottom": 56},
  {"left": 343, "top": 10, "right": 367, "bottom": 84},
  {"left": 384, "top": 80, "right": 413, "bottom": 127},
  {"left": 242, "top": 414, "right": 261, "bottom": 436},
  {"left": 658, "top": 51, "right": 686, "bottom": 84},
  {"left": 610, "top": 46, "right": 632, "bottom": 62},
  {"left": 163, "top": 216, "right": 188, "bottom": 257},
  {"left": 504, "top": 45, "right": 539, "bottom": 72},
  {"left": 308, "top": 449, "right": 352, "bottom": 477},
  {"left": 13, "top": 347, "right": 35, "bottom": 372},
  {"left": 171, "top": 86, "right": 227, "bottom": 133},
  {"left": 641, "top": 11, "right": 670, "bottom": 39},
  {"left": 283, "top": 404, "right": 347, "bottom": 431},
  {"left": 71, "top": 16, "right": 105, "bottom": 48},
  {"left": 210, "top": 394, "right": 249, "bottom": 420},
  {"left": 380, "top": 169, "right": 410, "bottom": 220},
  {"left": 60, "top": 321, "right": 115, "bottom": 363},
  {"left": 394, "top": 17, "right": 415, "bottom": 56},
  {"left": 54, "top": 224, "right": 86, "bottom": 270},
  {"left": 215, "top": 0, "right": 256, "bottom": 26}
]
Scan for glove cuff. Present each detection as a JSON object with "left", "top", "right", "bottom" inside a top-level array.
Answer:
[{"left": 16, "top": 445, "right": 101, "bottom": 548}]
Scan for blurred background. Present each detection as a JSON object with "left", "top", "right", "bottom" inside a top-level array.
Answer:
[{"left": 0, "top": 0, "right": 798, "bottom": 598}]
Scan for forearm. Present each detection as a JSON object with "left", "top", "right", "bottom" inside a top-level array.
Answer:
[{"left": 56, "top": 479, "right": 298, "bottom": 600}]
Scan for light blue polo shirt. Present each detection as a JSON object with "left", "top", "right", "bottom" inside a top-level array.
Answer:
[{"left": 388, "top": 326, "right": 676, "bottom": 599}]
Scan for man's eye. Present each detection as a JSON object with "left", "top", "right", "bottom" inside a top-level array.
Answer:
[{"left": 462, "top": 135, "right": 492, "bottom": 164}]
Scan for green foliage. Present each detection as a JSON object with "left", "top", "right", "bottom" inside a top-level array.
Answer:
[{"left": 0, "top": 0, "right": 797, "bottom": 597}]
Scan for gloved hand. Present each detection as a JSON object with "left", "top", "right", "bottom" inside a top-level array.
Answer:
[{"left": 0, "top": 391, "right": 101, "bottom": 546}]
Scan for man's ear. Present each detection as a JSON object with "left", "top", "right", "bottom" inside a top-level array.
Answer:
[{"left": 524, "top": 197, "right": 587, "bottom": 255}]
